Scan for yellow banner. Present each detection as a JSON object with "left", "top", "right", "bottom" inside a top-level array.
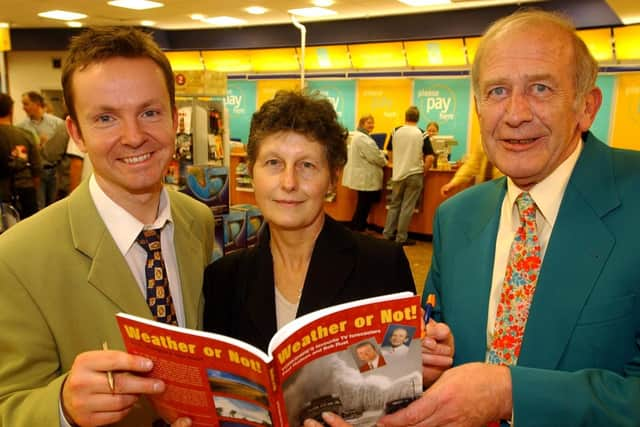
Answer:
[
  {"left": 610, "top": 73, "right": 640, "bottom": 151},
  {"left": 256, "top": 80, "right": 301, "bottom": 108},
  {"left": 356, "top": 79, "right": 412, "bottom": 141},
  {"left": 0, "top": 28, "right": 11, "bottom": 51}
]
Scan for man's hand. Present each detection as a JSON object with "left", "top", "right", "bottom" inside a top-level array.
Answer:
[
  {"left": 61, "top": 349, "right": 164, "bottom": 426},
  {"left": 422, "top": 319, "right": 454, "bottom": 386},
  {"left": 304, "top": 412, "right": 352, "bottom": 427},
  {"left": 171, "top": 418, "right": 192, "bottom": 427},
  {"left": 440, "top": 182, "right": 457, "bottom": 198},
  {"left": 378, "top": 362, "right": 513, "bottom": 427}
]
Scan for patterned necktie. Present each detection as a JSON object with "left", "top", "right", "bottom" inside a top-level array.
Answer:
[
  {"left": 137, "top": 229, "right": 177, "bottom": 325},
  {"left": 488, "top": 192, "right": 541, "bottom": 365}
]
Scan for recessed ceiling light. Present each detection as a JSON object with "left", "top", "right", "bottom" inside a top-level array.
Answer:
[
  {"left": 67, "top": 21, "right": 83, "bottom": 28},
  {"left": 107, "top": 0, "right": 164, "bottom": 11},
  {"left": 38, "top": 10, "right": 88, "bottom": 21},
  {"left": 312, "top": 0, "right": 334, "bottom": 7},
  {"left": 202, "top": 16, "right": 247, "bottom": 26},
  {"left": 288, "top": 7, "right": 336, "bottom": 18},
  {"left": 245, "top": 6, "right": 268, "bottom": 15},
  {"left": 190, "top": 14, "right": 205, "bottom": 21},
  {"left": 0, "top": 22, "right": 9, "bottom": 28},
  {"left": 397, "top": 0, "right": 450, "bottom": 6},
  {"left": 140, "top": 20, "right": 155, "bottom": 26}
]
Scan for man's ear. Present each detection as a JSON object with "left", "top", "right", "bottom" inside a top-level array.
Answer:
[
  {"left": 578, "top": 87, "right": 602, "bottom": 132},
  {"left": 66, "top": 116, "right": 87, "bottom": 153},
  {"left": 171, "top": 105, "right": 179, "bottom": 134}
]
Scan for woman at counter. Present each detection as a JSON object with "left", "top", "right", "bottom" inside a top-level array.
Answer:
[
  {"left": 342, "top": 114, "right": 387, "bottom": 232},
  {"left": 202, "top": 90, "right": 416, "bottom": 352}
]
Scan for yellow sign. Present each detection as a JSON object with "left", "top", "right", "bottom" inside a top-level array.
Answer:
[
  {"left": 0, "top": 28, "right": 11, "bottom": 51},
  {"left": 356, "top": 79, "right": 412, "bottom": 140},
  {"left": 256, "top": 80, "right": 301, "bottom": 108},
  {"left": 173, "top": 70, "right": 226, "bottom": 96},
  {"left": 610, "top": 73, "right": 640, "bottom": 151}
]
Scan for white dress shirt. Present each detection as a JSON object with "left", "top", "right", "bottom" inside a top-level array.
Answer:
[{"left": 89, "top": 176, "right": 185, "bottom": 326}]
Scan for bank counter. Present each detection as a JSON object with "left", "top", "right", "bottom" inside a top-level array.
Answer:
[{"left": 230, "top": 151, "right": 468, "bottom": 236}]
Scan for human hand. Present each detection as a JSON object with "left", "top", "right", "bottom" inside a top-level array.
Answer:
[
  {"left": 171, "top": 417, "right": 192, "bottom": 427},
  {"left": 61, "top": 349, "right": 164, "bottom": 426},
  {"left": 422, "top": 319, "right": 454, "bottom": 386},
  {"left": 303, "top": 411, "right": 353, "bottom": 427},
  {"left": 440, "top": 182, "right": 456, "bottom": 198},
  {"left": 378, "top": 362, "right": 512, "bottom": 427}
]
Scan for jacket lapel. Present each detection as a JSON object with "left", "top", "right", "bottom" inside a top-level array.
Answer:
[
  {"left": 170, "top": 194, "right": 204, "bottom": 330},
  {"left": 299, "top": 217, "right": 356, "bottom": 315},
  {"left": 519, "top": 134, "right": 619, "bottom": 368},
  {"left": 449, "top": 180, "right": 505, "bottom": 363},
  {"left": 69, "top": 182, "right": 151, "bottom": 318},
  {"left": 244, "top": 236, "right": 279, "bottom": 347}
]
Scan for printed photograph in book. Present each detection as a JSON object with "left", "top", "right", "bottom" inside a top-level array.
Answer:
[{"left": 276, "top": 323, "right": 422, "bottom": 426}]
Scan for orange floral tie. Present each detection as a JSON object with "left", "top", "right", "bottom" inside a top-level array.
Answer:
[
  {"left": 137, "top": 229, "right": 178, "bottom": 325},
  {"left": 488, "top": 192, "right": 541, "bottom": 365}
]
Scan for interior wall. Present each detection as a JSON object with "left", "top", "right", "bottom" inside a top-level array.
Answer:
[{"left": 6, "top": 50, "right": 67, "bottom": 124}]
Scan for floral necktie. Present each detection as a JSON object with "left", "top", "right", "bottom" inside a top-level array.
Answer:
[
  {"left": 488, "top": 192, "right": 541, "bottom": 365},
  {"left": 137, "top": 229, "right": 178, "bottom": 325}
]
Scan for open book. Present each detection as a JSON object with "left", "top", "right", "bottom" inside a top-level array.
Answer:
[{"left": 116, "top": 292, "right": 423, "bottom": 427}]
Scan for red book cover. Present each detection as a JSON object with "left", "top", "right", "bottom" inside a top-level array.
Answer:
[{"left": 117, "top": 291, "right": 423, "bottom": 426}]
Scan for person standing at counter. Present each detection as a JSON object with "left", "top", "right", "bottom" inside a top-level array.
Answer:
[
  {"left": 382, "top": 106, "right": 434, "bottom": 246},
  {"left": 342, "top": 114, "right": 387, "bottom": 232}
]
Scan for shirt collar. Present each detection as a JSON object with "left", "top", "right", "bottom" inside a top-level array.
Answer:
[
  {"left": 89, "top": 175, "right": 173, "bottom": 256},
  {"left": 506, "top": 138, "right": 583, "bottom": 228}
]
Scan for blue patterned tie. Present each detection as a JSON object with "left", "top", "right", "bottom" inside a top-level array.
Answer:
[{"left": 137, "top": 229, "right": 177, "bottom": 325}]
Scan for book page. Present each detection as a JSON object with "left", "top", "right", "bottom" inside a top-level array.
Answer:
[
  {"left": 267, "top": 293, "right": 423, "bottom": 427},
  {"left": 117, "top": 313, "right": 278, "bottom": 427}
]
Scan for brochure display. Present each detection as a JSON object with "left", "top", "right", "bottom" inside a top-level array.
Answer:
[{"left": 117, "top": 292, "right": 423, "bottom": 426}]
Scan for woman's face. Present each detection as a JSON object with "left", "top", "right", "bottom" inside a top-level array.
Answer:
[{"left": 251, "top": 131, "right": 332, "bottom": 232}]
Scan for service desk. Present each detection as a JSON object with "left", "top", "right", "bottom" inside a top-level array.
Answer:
[{"left": 229, "top": 152, "right": 464, "bottom": 236}]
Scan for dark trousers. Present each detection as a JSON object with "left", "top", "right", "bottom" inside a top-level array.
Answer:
[
  {"left": 14, "top": 186, "right": 38, "bottom": 219},
  {"left": 351, "top": 190, "right": 381, "bottom": 231}
]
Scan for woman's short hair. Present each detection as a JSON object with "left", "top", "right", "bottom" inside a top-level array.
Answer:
[{"left": 247, "top": 90, "right": 348, "bottom": 179}]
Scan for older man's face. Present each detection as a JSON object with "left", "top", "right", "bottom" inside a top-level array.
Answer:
[
  {"left": 389, "top": 328, "right": 408, "bottom": 347},
  {"left": 356, "top": 344, "right": 377, "bottom": 363},
  {"left": 474, "top": 23, "right": 600, "bottom": 189}
]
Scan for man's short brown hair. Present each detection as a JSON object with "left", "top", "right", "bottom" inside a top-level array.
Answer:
[{"left": 61, "top": 26, "right": 175, "bottom": 125}]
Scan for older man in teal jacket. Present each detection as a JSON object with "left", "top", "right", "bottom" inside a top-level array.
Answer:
[{"left": 302, "top": 9, "right": 640, "bottom": 427}]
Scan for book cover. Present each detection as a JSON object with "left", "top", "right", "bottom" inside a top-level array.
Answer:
[{"left": 116, "top": 292, "right": 423, "bottom": 426}]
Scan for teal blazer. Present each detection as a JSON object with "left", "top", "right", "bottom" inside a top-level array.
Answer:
[
  {"left": 424, "top": 133, "right": 640, "bottom": 426},
  {"left": 0, "top": 181, "right": 214, "bottom": 426}
]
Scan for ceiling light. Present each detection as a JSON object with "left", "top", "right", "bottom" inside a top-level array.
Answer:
[
  {"left": 66, "top": 21, "right": 83, "bottom": 28},
  {"left": 190, "top": 14, "right": 205, "bottom": 21},
  {"left": 38, "top": 10, "right": 88, "bottom": 21},
  {"left": 202, "top": 16, "right": 247, "bottom": 26},
  {"left": 108, "top": 0, "right": 164, "bottom": 11},
  {"left": 140, "top": 20, "right": 156, "bottom": 27},
  {"left": 245, "top": 6, "right": 268, "bottom": 15},
  {"left": 398, "top": 0, "right": 450, "bottom": 6},
  {"left": 312, "top": 0, "right": 334, "bottom": 6},
  {"left": 0, "top": 23, "right": 9, "bottom": 28},
  {"left": 288, "top": 7, "right": 336, "bottom": 18}
]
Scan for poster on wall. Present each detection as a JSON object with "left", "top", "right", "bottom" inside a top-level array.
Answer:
[
  {"left": 413, "top": 78, "right": 471, "bottom": 161},
  {"left": 224, "top": 80, "right": 257, "bottom": 144},
  {"left": 610, "top": 72, "right": 640, "bottom": 151},
  {"left": 256, "top": 79, "right": 301, "bottom": 108},
  {"left": 307, "top": 80, "right": 356, "bottom": 130},
  {"left": 356, "top": 79, "right": 413, "bottom": 145},
  {"left": 590, "top": 75, "right": 615, "bottom": 145}
]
